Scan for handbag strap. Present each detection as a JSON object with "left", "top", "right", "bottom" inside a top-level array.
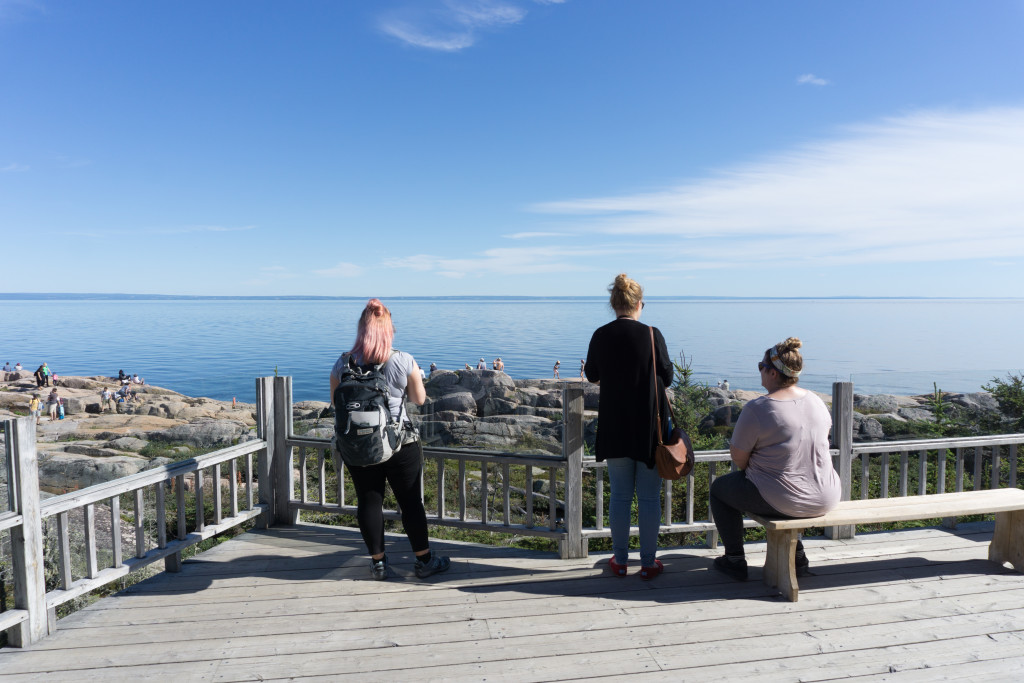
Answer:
[{"left": 650, "top": 326, "right": 681, "bottom": 446}]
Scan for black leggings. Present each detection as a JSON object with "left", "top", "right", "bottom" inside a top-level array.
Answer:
[
  {"left": 346, "top": 441, "right": 430, "bottom": 557},
  {"left": 710, "top": 469, "right": 804, "bottom": 557}
]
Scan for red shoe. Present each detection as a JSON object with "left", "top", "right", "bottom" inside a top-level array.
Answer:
[
  {"left": 608, "top": 557, "right": 628, "bottom": 577},
  {"left": 640, "top": 559, "right": 664, "bottom": 580}
]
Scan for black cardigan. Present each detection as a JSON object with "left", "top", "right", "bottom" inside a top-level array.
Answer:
[{"left": 584, "top": 318, "right": 673, "bottom": 467}]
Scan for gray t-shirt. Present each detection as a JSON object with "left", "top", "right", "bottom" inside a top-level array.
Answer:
[
  {"left": 731, "top": 392, "right": 841, "bottom": 517},
  {"left": 331, "top": 350, "right": 417, "bottom": 423}
]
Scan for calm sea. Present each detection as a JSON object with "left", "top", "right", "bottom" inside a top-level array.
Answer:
[{"left": 2, "top": 298, "right": 1022, "bottom": 403}]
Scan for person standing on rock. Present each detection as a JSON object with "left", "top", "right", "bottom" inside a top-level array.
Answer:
[
  {"left": 584, "top": 273, "right": 672, "bottom": 580},
  {"left": 34, "top": 364, "right": 46, "bottom": 387},
  {"left": 553, "top": 360, "right": 560, "bottom": 379},
  {"left": 330, "top": 298, "right": 450, "bottom": 582},
  {"left": 29, "top": 393, "right": 41, "bottom": 424},
  {"left": 101, "top": 387, "right": 115, "bottom": 412},
  {"left": 46, "top": 388, "right": 59, "bottom": 421}
]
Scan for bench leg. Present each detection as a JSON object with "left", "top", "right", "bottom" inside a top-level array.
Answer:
[
  {"left": 990, "top": 510, "right": 1024, "bottom": 572},
  {"left": 763, "top": 528, "right": 800, "bottom": 601}
]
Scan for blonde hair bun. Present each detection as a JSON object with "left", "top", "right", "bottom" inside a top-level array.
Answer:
[
  {"left": 778, "top": 337, "right": 802, "bottom": 353},
  {"left": 608, "top": 273, "right": 643, "bottom": 313}
]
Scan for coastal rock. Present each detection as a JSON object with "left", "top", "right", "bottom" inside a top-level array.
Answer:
[
  {"left": 63, "top": 397, "right": 87, "bottom": 415},
  {"left": 429, "top": 392, "right": 478, "bottom": 414},
  {"left": 854, "top": 394, "right": 900, "bottom": 413},
  {"left": 947, "top": 392, "right": 999, "bottom": 413},
  {"left": 898, "top": 407, "right": 935, "bottom": 423},
  {"left": 149, "top": 419, "right": 253, "bottom": 448},
  {"left": 854, "top": 415, "right": 885, "bottom": 440},
  {"left": 106, "top": 436, "right": 149, "bottom": 452},
  {"left": 38, "top": 452, "right": 154, "bottom": 492}
]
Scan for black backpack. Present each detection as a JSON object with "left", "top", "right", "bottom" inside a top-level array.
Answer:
[{"left": 332, "top": 354, "right": 407, "bottom": 468}]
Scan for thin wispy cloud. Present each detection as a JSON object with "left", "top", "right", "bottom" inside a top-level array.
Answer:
[
  {"left": 60, "top": 224, "right": 256, "bottom": 237},
  {"left": 378, "top": 0, "right": 538, "bottom": 51},
  {"left": 797, "top": 73, "right": 830, "bottom": 86},
  {"left": 315, "top": 262, "right": 365, "bottom": 277},
  {"left": 528, "top": 107, "right": 1024, "bottom": 269},
  {"left": 502, "top": 231, "right": 570, "bottom": 239},
  {"left": 384, "top": 243, "right": 639, "bottom": 278},
  {"left": 0, "top": 162, "right": 28, "bottom": 172}
]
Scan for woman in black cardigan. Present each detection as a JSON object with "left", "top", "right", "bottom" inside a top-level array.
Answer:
[{"left": 584, "top": 274, "right": 673, "bottom": 580}]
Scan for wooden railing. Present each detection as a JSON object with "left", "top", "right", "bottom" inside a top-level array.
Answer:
[{"left": 4, "top": 376, "right": 1023, "bottom": 648}]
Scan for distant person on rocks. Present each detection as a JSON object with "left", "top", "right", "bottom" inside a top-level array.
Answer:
[
  {"left": 477, "top": 358, "right": 486, "bottom": 370},
  {"left": 14, "top": 362, "right": 21, "bottom": 371},
  {"left": 133, "top": 374, "right": 144, "bottom": 385},
  {"left": 29, "top": 393, "right": 41, "bottom": 424},
  {"left": 41, "top": 363, "right": 51, "bottom": 386},
  {"left": 2, "top": 362, "right": 10, "bottom": 372},
  {"left": 464, "top": 363, "right": 471, "bottom": 370},
  {"left": 721, "top": 379, "right": 729, "bottom": 391},
  {"left": 494, "top": 358, "right": 504, "bottom": 372},
  {"left": 51, "top": 373, "right": 60, "bottom": 387},
  {"left": 709, "top": 337, "right": 840, "bottom": 582},
  {"left": 330, "top": 298, "right": 450, "bottom": 582},
  {"left": 429, "top": 362, "right": 437, "bottom": 374},
  {"left": 34, "top": 364, "right": 46, "bottom": 387},
  {"left": 579, "top": 359, "right": 585, "bottom": 380},
  {"left": 584, "top": 273, "right": 672, "bottom": 580},
  {"left": 118, "top": 369, "right": 127, "bottom": 381},
  {"left": 101, "top": 387, "right": 115, "bottom": 412},
  {"left": 553, "top": 360, "right": 560, "bottom": 379},
  {"left": 46, "top": 389, "right": 59, "bottom": 421}
]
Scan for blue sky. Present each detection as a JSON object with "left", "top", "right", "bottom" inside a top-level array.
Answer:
[{"left": 2, "top": 0, "right": 1022, "bottom": 297}]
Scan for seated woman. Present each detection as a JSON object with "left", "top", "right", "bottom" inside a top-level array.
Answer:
[{"left": 709, "top": 337, "right": 840, "bottom": 580}]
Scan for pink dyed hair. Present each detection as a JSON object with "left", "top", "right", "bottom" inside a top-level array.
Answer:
[{"left": 350, "top": 298, "right": 395, "bottom": 365}]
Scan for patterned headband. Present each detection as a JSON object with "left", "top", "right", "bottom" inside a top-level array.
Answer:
[{"left": 768, "top": 345, "right": 800, "bottom": 378}]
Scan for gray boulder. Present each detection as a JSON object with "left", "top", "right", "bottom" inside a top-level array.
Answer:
[
  {"left": 429, "top": 392, "right": 478, "bottom": 414},
  {"left": 106, "top": 436, "right": 149, "bottom": 452},
  {"left": 898, "top": 407, "right": 936, "bottom": 423},
  {"left": 854, "top": 416, "right": 885, "bottom": 440},
  {"left": 947, "top": 392, "right": 999, "bottom": 413},
  {"left": 38, "top": 452, "right": 153, "bottom": 491},
  {"left": 854, "top": 394, "right": 899, "bottom": 413},
  {"left": 149, "top": 419, "right": 252, "bottom": 448}
]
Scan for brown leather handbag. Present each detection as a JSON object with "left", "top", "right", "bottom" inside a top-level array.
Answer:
[{"left": 650, "top": 327, "right": 695, "bottom": 480}]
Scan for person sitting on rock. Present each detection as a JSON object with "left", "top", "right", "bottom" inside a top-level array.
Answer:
[
  {"left": 118, "top": 369, "right": 127, "bottom": 381},
  {"left": 477, "top": 358, "right": 486, "bottom": 370},
  {"left": 494, "top": 358, "right": 504, "bottom": 372},
  {"left": 429, "top": 362, "right": 437, "bottom": 374},
  {"left": 2, "top": 362, "right": 10, "bottom": 372},
  {"left": 464, "top": 363, "right": 471, "bottom": 370},
  {"left": 132, "top": 374, "right": 144, "bottom": 385},
  {"left": 14, "top": 362, "right": 21, "bottom": 371}
]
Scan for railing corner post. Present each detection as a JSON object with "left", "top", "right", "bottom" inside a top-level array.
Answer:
[
  {"left": 826, "top": 381, "right": 855, "bottom": 540},
  {"left": 255, "top": 376, "right": 275, "bottom": 529},
  {"left": 7, "top": 416, "right": 50, "bottom": 646},
  {"left": 560, "top": 386, "right": 587, "bottom": 559},
  {"left": 273, "top": 376, "right": 298, "bottom": 525}
]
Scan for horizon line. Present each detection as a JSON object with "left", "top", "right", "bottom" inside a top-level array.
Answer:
[{"left": 2, "top": 293, "right": 1023, "bottom": 302}]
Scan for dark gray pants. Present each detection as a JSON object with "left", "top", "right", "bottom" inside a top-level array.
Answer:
[{"left": 710, "top": 469, "right": 804, "bottom": 557}]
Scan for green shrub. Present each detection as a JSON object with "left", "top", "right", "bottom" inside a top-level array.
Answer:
[{"left": 983, "top": 372, "right": 1024, "bottom": 430}]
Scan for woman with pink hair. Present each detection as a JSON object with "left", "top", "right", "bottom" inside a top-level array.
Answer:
[{"left": 329, "top": 299, "right": 450, "bottom": 581}]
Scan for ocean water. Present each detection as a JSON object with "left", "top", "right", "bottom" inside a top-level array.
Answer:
[{"left": 2, "top": 298, "right": 1022, "bottom": 403}]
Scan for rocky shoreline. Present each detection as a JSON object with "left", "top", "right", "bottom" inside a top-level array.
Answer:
[{"left": 0, "top": 369, "right": 1009, "bottom": 493}]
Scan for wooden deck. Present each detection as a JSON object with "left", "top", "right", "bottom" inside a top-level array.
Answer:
[{"left": 2, "top": 522, "right": 1024, "bottom": 681}]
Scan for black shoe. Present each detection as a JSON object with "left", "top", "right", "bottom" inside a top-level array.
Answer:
[
  {"left": 795, "top": 553, "right": 810, "bottom": 577},
  {"left": 713, "top": 555, "right": 748, "bottom": 581},
  {"left": 414, "top": 554, "right": 451, "bottom": 578},
  {"left": 370, "top": 555, "right": 389, "bottom": 581}
]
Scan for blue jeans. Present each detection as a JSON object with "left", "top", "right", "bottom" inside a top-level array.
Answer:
[{"left": 606, "top": 457, "right": 662, "bottom": 567}]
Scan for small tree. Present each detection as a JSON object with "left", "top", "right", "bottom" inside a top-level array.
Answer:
[{"left": 983, "top": 372, "right": 1024, "bottom": 431}]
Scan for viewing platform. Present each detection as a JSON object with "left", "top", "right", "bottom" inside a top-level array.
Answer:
[
  {"left": 2, "top": 377, "right": 1024, "bottom": 679},
  {"left": 2, "top": 521, "right": 1023, "bottom": 680}
]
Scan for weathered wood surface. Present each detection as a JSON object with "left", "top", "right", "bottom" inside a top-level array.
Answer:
[{"left": 2, "top": 522, "right": 1024, "bottom": 681}]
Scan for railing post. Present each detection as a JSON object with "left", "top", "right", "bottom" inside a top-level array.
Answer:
[
  {"left": 256, "top": 377, "right": 276, "bottom": 528},
  {"left": 7, "top": 417, "right": 50, "bottom": 646},
  {"left": 826, "top": 381, "right": 855, "bottom": 540},
  {"left": 273, "top": 376, "right": 298, "bottom": 525},
  {"left": 559, "top": 385, "right": 586, "bottom": 559}
]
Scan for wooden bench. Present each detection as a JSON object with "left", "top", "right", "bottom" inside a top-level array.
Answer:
[{"left": 749, "top": 488, "right": 1024, "bottom": 601}]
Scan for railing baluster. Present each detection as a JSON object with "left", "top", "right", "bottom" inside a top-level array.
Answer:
[
  {"left": 880, "top": 452, "right": 890, "bottom": 499},
  {"left": 955, "top": 447, "right": 964, "bottom": 492},
  {"left": 318, "top": 448, "right": 327, "bottom": 504},
  {"left": 480, "top": 462, "right": 489, "bottom": 524},
  {"left": 936, "top": 448, "right": 947, "bottom": 494},
  {"left": 176, "top": 474, "right": 187, "bottom": 540},
  {"left": 230, "top": 459, "right": 239, "bottom": 518},
  {"left": 84, "top": 503, "right": 98, "bottom": 579},
  {"left": 195, "top": 467, "right": 205, "bottom": 532},
  {"left": 300, "top": 447, "right": 308, "bottom": 504},
  {"left": 57, "top": 511, "right": 72, "bottom": 589},
  {"left": 548, "top": 467, "right": 557, "bottom": 531},
  {"left": 973, "top": 446, "right": 983, "bottom": 490},
  {"left": 899, "top": 451, "right": 909, "bottom": 497},
  {"left": 213, "top": 463, "right": 222, "bottom": 525},
  {"left": 336, "top": 451, "right": 345, "bottom": 507},
  {"left": 459, "top": 460, "right": 467, "bottom": 521},
  {"left": 1010, "top": 444, "right": 1018, "bottom": 488},
  {"left": 991, "top": 445, "right": 1001, "bottom": 489},
  {"left": 526, "top": 466, "right": 535, "bottom": 528},
  {"left": 860, "top": 453, "right": 869, "bottom": 500},
  {"left": 686, "top": 469, "right": 694, "bottom": 524},
  {"left": 663, "top": 479, "right": 672, "bottom": 525},
  {"left": 706, "top": 461, "right": 718, "bottom": 548},
  {"left": 437, "top": 457, "right": 446, "bottom": 519},
  {"left": 595, "top": 466, "right": 604, "bottom": 529},
  {"left": 917, "top": 449, "right": 928, "bottom": 495},
  {"left": 502, "top": 463, "right": 510, "bottom": 526},
  {"left": 134, "top": 488, "right": 146, "bottom": 559},
  {"left": 246, "top": 452, "right": 254, "bottom": 510},
  {"left": 156, "top": 482, "right": 167, "bottom": 548},
  {"left": 110, "top": 495, "right": 122, "bottom": 569}
]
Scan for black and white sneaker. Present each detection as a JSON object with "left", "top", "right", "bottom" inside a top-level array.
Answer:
[
  {"left": 414, "top": 554, "right": 451, "bottom": 579},
  {"left": 370, "top": 555, "right": 389, "bottom": 581}
]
